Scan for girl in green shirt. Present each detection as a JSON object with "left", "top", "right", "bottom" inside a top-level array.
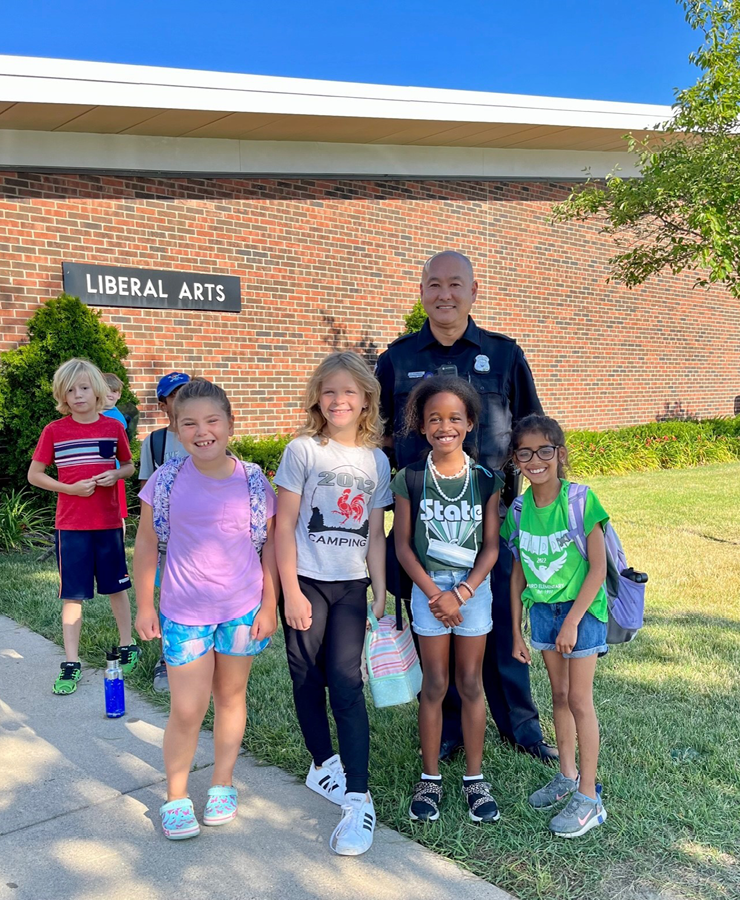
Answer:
[{"left": 502, "top": 414, "right": 609, "bottom": 838}]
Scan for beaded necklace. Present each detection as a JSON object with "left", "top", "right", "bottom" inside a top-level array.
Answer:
[{"left": 426, "top": 452, "right": 471, "bottom": 503}]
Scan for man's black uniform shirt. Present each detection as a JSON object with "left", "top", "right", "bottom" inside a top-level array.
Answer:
[{"left": 375, "top": 317, "right": 542, "bottom": 503}]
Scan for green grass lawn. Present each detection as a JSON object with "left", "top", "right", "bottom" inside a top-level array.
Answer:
[{"left": 2, "top": 464, "right": 739, "bottom": 900}]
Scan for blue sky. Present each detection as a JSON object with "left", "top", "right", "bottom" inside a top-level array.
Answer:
[{"left": 2, "top": 1, "right": 699, "bottom": 104}]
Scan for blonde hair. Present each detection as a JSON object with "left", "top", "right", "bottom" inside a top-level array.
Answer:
[
  {"left": 103, "top": 372, "right": 123, "bottom": 392},
  {"left": 53, "top": 358, "right": 108, "bottom": 415},
  {"left": 297, "top": 351, "right": 384, "bottom": 448}
]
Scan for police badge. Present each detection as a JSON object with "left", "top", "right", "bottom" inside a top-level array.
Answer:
[{"left": 473, "top": 354, "right": 490, "bottom": 373}]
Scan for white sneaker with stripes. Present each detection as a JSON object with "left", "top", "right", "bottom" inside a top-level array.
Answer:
[
  {"left": 305, "top": 754, "right": 346, "bottom": 806},
  {"left": 330, "top": 792, "right": 376, "bottom": 856}
]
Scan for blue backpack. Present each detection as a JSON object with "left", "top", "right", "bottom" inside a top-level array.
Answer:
[{"left": 509, "top": 483, "right": 646, "bottom": 645}]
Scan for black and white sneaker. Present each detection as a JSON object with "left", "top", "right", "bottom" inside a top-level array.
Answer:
[
  {"left": 462, "top": 778, "right": 500, "bottom": 823},
  {"left": 330, "top": 792, "right": 376, "bottom": 856},
  {"left": 305, "top": 754, "right": 346, "bottom": 805},
  {"left": 409, "top": 779, "right": 443, "bottom": 822}
]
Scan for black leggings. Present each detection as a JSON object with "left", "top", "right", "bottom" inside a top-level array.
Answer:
[{"left": 281, "top": 576, "right": 370, "bottom": 794}]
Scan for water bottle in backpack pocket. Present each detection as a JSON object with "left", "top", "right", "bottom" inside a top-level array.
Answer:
[
  {"left": 566, "top": 483, "right": 647, "bottom": 645},
  {"left": 508, "top": 482, "right": 647, "bottom": 646}
]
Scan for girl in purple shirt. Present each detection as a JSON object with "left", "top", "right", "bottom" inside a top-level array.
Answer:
[{"left": 134, "top": 379, "right": 279, "bottom": 841}]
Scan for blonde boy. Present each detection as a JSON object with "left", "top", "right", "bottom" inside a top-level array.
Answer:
[{"left": 28, "top": 358, "right": 139, "bottom": 695}]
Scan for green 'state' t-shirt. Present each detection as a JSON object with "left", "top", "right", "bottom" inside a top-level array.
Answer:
[
  {"left": 391, "top": 465, "right": 503, "bottom": 572},
  {"left": 501, "top": 480, "right": 610, "bottom": 622}
]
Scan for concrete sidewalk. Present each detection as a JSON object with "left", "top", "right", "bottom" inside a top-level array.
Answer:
[{"left": 0, "top": 615, "right": 513, "bottom": 900}]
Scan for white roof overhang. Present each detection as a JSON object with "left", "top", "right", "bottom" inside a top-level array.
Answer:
[{"left": 0, "top": 56, "right": 672, "bottom": 179}]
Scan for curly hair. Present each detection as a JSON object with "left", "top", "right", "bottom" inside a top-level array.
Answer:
[
  {"left": 297, "top": 351, "right": 384, "bottom": 448},
  {"left": 510, "top": 414, "right": 568, "bottom": 478},
  {"left": 403, "top": 375, "right": 481, "bottom": 437},
  {"left": 172, "top": 377, "right": 233, "bottom": 421}
]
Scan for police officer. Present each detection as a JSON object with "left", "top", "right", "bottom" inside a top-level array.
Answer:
[{"left": 376, "top": 250, "right": 558, "bottom": 763}]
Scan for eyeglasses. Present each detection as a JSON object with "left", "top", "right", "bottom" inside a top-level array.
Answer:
[{"left": 513, "top": 445, "right": 560, "bottom": 463}]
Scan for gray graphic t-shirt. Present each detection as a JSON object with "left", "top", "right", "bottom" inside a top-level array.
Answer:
[{"left": 274, "top": 435, "right": 392, "bottom": 581}]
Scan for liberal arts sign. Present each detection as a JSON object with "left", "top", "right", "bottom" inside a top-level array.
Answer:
[{"left": 63, "top": 263, "right": 241, "bottom": 313}]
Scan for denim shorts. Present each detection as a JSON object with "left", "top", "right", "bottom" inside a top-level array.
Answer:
[
  {"left": 411, "top": 569, "right": 492, "bottom": 637},
  {"left": 529, "top": 601, "right": 608, "bottom": 658},
  {"left": 160, "top": 606, "right": 270, "bottom": 667}
]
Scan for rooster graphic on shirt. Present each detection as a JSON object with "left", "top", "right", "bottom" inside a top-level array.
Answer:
[{"left": 307, "top": 464, "right": 376, "bottom": 547}]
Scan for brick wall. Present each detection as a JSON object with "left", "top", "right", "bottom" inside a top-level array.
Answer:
[{"left": 1, "top": 172, "right": 738, "bottom": 436}]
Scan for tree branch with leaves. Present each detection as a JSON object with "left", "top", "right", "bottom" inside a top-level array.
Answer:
[{"left": 553, "top": 0, "right": 740, "bottom": 297}]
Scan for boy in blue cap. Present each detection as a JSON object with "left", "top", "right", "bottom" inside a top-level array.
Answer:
[{"left": 139, "top": 372, "right": 191, "bottom": 482}]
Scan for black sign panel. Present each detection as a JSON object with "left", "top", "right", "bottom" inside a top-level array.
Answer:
[{"left": 63, "top": 263, "right": 241, "bottom": 313}]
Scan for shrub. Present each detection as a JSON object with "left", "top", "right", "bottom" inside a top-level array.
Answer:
[
  {"left": 0, "top": 295, "right": 137, "bottom": 498},
  {"left": 229, "top": 434, "right": 292, "bottom": 478},
  {"left": 0, "top": 488, "right": 54, "bottom": 552},
  {"left": 566, "top": 417, "right": 740, "bottom": 478},
  {"left": 402, "top": 299, "right": 427, "bottom": 335}
]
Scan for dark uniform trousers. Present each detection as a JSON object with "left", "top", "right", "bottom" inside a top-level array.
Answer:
[{"left": 376, "top": 317, "right": 545, "bottom": 748}]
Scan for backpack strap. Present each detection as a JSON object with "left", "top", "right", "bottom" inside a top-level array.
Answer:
[
  {"left": 242, "top": 461, "right": 268, "bottom": 555},
  {"left": 404, "top": 458, "right": 427, "bottom": 527},
  {"left": 151, "top": 455, "right": 188, "bottom": 566},
  {"left": 566, "top": 482, "right": 590, "bottom": 560},
  {"left": 150, "top": 427, "right": 168, "bottom": 470},
  {"left": 507, "top": 495, "right": 524, "bottom": 561}
]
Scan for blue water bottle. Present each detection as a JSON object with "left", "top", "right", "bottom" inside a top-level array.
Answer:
[{"left": 104, "top": 647, "right": 125, "bottom": 718}]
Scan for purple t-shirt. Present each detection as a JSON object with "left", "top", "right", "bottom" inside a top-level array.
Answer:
[{"left": 139, "top": 456, "right": 276, "bottom": 626}]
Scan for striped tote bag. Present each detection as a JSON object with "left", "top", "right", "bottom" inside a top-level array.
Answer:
[{"left": 364, "top": 599, "right": 422, "bottom": 708}]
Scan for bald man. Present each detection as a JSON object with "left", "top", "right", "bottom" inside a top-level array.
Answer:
[{"left": 376, "top": 251, "right": 557, "bottom": 764}]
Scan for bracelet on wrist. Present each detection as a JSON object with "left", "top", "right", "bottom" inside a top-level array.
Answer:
[
  {"left": 459, "top": 580, "right": 474, "bottom": 599},
  {"left": 452, "top": 586, "right": 466, "bottom": 607}
]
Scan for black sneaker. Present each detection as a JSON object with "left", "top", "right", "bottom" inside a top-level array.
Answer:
[
  {"left": 152, "top": 656, "right": 170, "bottom": 694},
  {"left": 462, "top": 779, "right": 500, "bottom": 823},
  {"left": 409, "top": 780, "right": 443, "bottom": 822}
]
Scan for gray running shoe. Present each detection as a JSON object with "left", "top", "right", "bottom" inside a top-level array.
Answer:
[
  {"left": 152, "top": 657, "right": 170, "bottom": 694},
  {"left": 549, "top": 787, "right": 607, "bottom": 838},
  {"left": 528, "top": 772, "right": 579, "bottom": 809}
]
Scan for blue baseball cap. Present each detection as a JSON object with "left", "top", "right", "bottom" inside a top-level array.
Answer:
[{"left": 157, "top": 372, "right": 190, "bottom": 400}]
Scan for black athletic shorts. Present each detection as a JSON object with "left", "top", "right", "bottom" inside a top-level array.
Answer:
[{"left": 55, "top": 528, "right": 131, "bottom": 600}]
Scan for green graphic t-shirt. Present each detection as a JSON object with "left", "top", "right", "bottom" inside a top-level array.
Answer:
[
  {"left": 501, "top": 480, "right": 610, "bottom": 622},
  {"left": 391, "top": 464, "right": 503, "bottom": 572}
]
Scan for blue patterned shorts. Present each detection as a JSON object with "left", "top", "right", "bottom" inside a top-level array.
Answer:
[{"left": 160, "top": 606, "right": 270, "bottom": 667}]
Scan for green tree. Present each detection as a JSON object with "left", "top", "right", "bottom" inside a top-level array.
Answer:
[
  {"left": 0, "top": 295, "right": 137, "bottom": 496},
  {"left": 553, "top": 0, "right": 740, "bottom": 296},
  {"left": 402, "top": 298, "right": 428, "bottom": 334}
]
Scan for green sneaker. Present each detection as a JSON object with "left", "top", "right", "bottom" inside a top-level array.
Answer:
[
  {"left": 53, "top": 661, "right": 81, "bottom": 695},
  {"left": 119, "top": 644, "right": 142, "bottom": 675}
]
